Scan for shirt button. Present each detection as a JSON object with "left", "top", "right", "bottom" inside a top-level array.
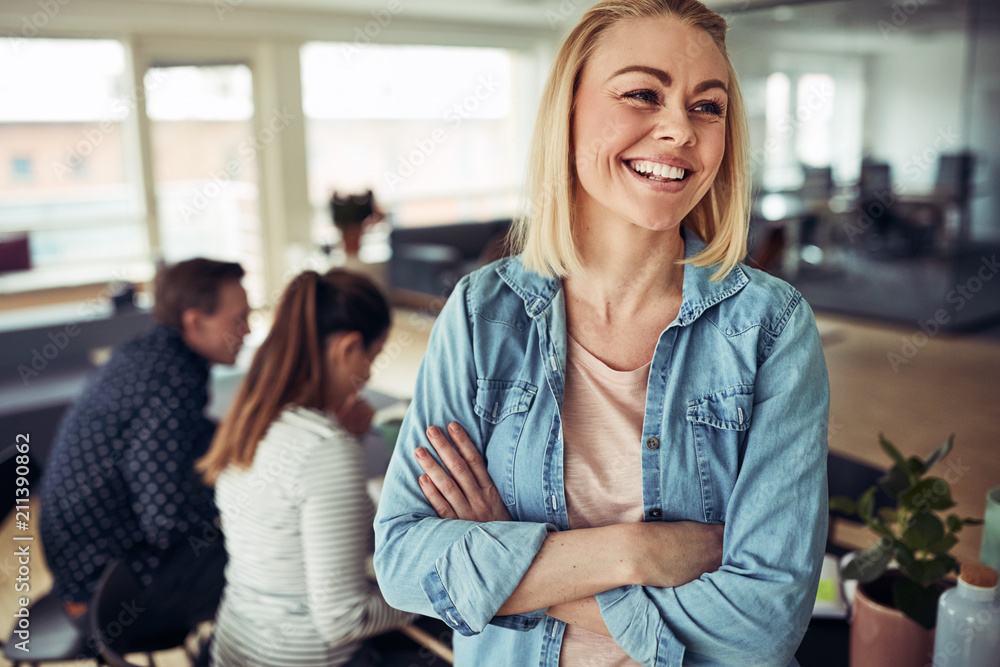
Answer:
[
  {"left": 645, "top": 437, "right": 660, "bottom": 450},
  {"left": 649, "top": 508, "right": 662, "bottom": 519}
]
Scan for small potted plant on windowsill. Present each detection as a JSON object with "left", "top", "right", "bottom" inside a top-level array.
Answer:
[
  {"left": 330, "top": 189, "right": 381, "bottom": 258},
  {"left": 830, "top": 434, "right": 982, "bottom": 667}
]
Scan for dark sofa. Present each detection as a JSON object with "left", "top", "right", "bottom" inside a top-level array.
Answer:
[{"left": 388, "top": 219, "right": 512, "bottom": 299}]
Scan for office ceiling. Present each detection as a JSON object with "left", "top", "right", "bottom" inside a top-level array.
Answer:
[
  {"left": 729, "top": 0, "right": 967, "bottom": 35},
  {"left": 123, "top": 0, "right": 966, "bottom": 33}
]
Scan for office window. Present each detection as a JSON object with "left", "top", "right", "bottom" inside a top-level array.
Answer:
[
  {"left": 763, "top": 71, "right": 795, "bottom": 190},
  {"left": 762, "top": 55, "right": 864, "bottom": 190},
  {"left": 0, "top": 38, "right": 147, "bottom": 289},
  {"left": 794, "top": 73, "right": 835, "bottom": 169},
  {"left": 11, "top": 157, "right": 32, "bottom": 181},
  {"left": 301, "top": 42, "right": 524, "bottom": 235},
  {"left": 144, "top": 64, "right": 266, "bottom": 306}
]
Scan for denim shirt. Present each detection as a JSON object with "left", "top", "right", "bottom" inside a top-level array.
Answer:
[{"left": 374, "top": 229, "right": 830, "bottom": 667}]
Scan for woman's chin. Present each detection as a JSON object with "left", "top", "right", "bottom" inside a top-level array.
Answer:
[{"left": 624, "top": 212, "right": 686, "bottom": 235}]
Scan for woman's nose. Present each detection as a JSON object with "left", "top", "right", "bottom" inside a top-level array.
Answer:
[{"left": 652, "top": 104, "right": 696, "bottom": 146}]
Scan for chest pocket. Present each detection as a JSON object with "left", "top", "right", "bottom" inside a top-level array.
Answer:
[
  {"left": 686, "top": 384, "right": 753, "bottom": 522},
  {"left": 474, "top": 379, "right": 536, "bottom": 506}
]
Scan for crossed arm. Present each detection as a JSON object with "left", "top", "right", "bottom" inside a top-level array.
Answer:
[{"left": 413, "top": 422, "right": 725, "bottom": 637}]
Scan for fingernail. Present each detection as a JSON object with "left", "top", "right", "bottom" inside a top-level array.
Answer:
[
  {"left": 448, "top": 422, "right": 460, "bottom": 432},
  {"left": 426, "top": 426, "right": 439, "bottom": 437},
  {"left": 415, "top": 447, "right": 426, "bottom": 458},
  {"left": 419, "top": 474, "right": 429, "bottom": 485}
]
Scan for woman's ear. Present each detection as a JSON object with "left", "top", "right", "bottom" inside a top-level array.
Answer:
[
  {"left": 327, "top": 331, "right": 364, "bottom": 366},
  {"left": 342, "top": 331, "right": 365, "bottom": 361}
]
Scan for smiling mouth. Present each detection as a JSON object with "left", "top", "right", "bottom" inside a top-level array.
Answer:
[{"left": 626, "top": 159, "right": 689, "bottom": 182}]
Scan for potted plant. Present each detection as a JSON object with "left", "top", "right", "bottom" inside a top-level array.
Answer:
[
  {"left": 830, "top": 434, "right": 982, "bottom": 667},
  {"left": 330, "top": 189, "right": 380, "bottom": 257}
]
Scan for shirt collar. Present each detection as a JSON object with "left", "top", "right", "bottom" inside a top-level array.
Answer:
[
  {"left": 496, "top": 226, "right": 748, "bottom": 326},
  {"left": 151, "top": 323, "right": 211, "bottom": 371}
]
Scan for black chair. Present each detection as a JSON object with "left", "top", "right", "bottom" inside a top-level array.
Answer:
[
  {"left": 90, "top": 560, "right": 203, "bottom": 667},
  {"left": 935, "top": 152, "right": 974, "bottom": 205},
  {"left": 856, "top": 160, "right": 898, "bottom": 251},
  {"left": 825, "top": 450, "right": 891, "bottom": 557},
  {"left": 1, "top": 593, "right": 102, "bottom": 666},
  {"left": 1, "top": 445, "right": 102, "bottom": 666}
]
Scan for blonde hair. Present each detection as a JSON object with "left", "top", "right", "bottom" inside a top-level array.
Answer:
[{"left": 511, "top": 0, "right": 750, "bottom": 281}]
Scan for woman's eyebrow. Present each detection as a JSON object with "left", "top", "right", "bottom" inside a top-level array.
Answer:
[{"left": 607, "top": 65, "right": 728, "bottom": 95}]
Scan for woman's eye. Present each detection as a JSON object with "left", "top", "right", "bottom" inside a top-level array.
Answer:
[
  {"left": 693, "top": 101, "right": 726, "bottom": 117},
  {"left": 623, "top": 89, "right": 659, "bottom": 104}
]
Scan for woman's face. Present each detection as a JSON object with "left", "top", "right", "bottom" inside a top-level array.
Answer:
[
  {"left": 325, "top": 331, "right": 387, "bottom": 408},
  {"left": 571, "top": 16, "right": 729, "bottom": 233}
]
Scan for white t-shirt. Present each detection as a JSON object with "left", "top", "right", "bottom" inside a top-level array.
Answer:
[
  {"left": 559, "top": 335, "right": 649, "bottom": 667},
  {"left": 212, "top": 405, "right": 413, "bottom": 666}
]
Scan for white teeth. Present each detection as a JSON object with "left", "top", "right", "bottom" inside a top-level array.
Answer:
[{"left": 628, "top": 160, "right": 686, "bottom": 181}]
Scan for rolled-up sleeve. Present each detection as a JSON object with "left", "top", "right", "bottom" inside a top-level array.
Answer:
[
  {"left": 596, "top": 294, "right": 830, "bottom": 667},
  {"left": 373, "top": 273, "right": 553, "bottom": 636}
]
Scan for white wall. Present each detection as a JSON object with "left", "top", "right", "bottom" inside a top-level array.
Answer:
[
  {"left": 728, "top": 24, "right": 969, "bottom": 193},
  {"left": 862, "top": 32, "right": 969, "bottom": 193}
]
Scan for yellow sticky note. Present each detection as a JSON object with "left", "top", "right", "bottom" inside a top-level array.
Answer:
[{"left": 816, "top": 579, "right": 836, "bottom": 603}]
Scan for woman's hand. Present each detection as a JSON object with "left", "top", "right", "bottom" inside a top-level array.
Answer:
[
  {"left": 336, "top": 394, "right": 376, "bottom": 437},
  {"left": 633, "top": 521, "right": 725, "bottom": 588},
  {"left": 415, "top": 422, "right": 512, "bottom": 523}
]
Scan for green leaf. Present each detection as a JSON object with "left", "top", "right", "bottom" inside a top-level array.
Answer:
[
  {"left": 892, "top": 577, "right": 941, "bottom": 630},
  {"left": 878, "top": 464, "right": 912, "bottom": 497},
  {"left": 869, "top": 520, "right": 894, "bottom": 539},
  {"left": 901, "top": 513, "right": 945, "bottom": 551},
  {"left": 922, "top": 434, "right": 954, "bottom": 473},
  {"left": 858, "top": 486, "right": 876, "bottom": 523},
  {"left": 829, "top": 496, "right": 857, "bottom": 515},
  {"left": 877, "top": 507, "right": 898, "bottom": 524},
  {"left": 925, "top": 534, "right": 959, "bottom": 554},
  {"left": 843, "top": 542, "right": 893, "bottom": 583},
  {"left": 946, "top": 514, "right": 963, "bottom": 533},
  {"left": 905, "top": 457, "right": 926, "bottom": 479},
  {"left": 879, "top": 433, "right": 906, "bottom": 468},
  {"left": 900, "top": 478, "right": 955, "bottom": 513},
  {"left": 903, "top": 555, "right": 957, "bottom": 587},
  {"left": 894, "top": 543, "right": 915, "bottom": 568}
]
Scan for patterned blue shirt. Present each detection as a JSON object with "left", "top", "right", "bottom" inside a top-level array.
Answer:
[{"left": 40, "top": 324, "right": 219, "bottom": 602}]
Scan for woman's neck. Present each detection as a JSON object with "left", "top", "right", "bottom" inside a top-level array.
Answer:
[{"left": 566, "top": 201, "right": 686, "bottom": 323}]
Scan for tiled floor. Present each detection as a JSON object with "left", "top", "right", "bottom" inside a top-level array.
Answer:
[{"left": 2, "top": 307, "right": 998, "bottom": 665}]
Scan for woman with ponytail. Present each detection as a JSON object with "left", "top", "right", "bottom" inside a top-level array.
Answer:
[{"left": 198, "top": 269, "right": 414, "bottom": 667}]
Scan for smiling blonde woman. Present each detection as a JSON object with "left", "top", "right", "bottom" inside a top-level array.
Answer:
[{"left": 374, "top": 2, "right": 830, "bottom": 666}]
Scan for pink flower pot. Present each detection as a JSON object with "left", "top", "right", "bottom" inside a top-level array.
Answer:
[{"left": 850, "top": 575, "right": 936, "bottom": 667}]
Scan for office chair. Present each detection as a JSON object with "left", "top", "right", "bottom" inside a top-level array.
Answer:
[
  {"left": 90, "top": 560, "right": 203, "bottom": 667},
  {"left": 1, "top": 445, "right": 102, "bottom": 666},
  {"left": 935, "top": 152, "right": 974, "bottom": 204},
  {"left": 0, "top": 593, "right": 103, "bottom": 666}
]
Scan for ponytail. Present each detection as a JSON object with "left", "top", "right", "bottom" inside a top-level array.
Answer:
[{"left": 197, "top": 269, "right": 389, "bottom": 484}]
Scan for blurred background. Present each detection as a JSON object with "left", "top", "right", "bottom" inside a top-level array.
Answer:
[
  {"left": 0, "top": 0, "right": 998, "bottom": 663},
  {"left": 1, "top": 0, "right": 998, "bottom": 324}
]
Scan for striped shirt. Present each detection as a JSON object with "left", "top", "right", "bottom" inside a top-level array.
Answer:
[{"left": 211, "top": 405, "right": 413, "bottom": 666}]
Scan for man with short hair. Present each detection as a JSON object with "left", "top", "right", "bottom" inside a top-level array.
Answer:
[{"left": 40, "top": 258, "right": 250, "bottom": 630}]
